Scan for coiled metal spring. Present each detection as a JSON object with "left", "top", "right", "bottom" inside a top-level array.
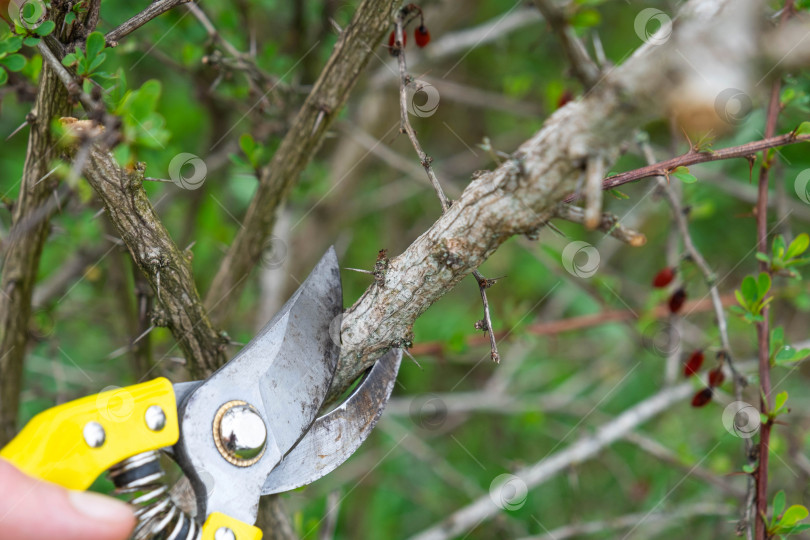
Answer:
[{"left": 108, "top": 451, "right": 200, "bottom": 540}]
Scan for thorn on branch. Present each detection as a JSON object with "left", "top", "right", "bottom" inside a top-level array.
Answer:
[
  {"left": 374, "top": 249, "right": 389, "bottom": 285},
  {"left": 472, "top": 269, "right": 500, "bottom": 363}
]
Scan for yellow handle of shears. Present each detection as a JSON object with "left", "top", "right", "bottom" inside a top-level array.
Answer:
[
  {"left": 0, "top": 377, "right": 263, "bottom": 538},
  {"left": 0, "top": 378, "right": 179, "bottom": 490}
]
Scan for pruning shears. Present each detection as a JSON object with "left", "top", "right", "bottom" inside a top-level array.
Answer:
[{"left": 0, "top": 248, "right": 402, "bottom": 540}]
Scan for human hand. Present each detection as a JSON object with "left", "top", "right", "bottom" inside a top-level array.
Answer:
[{"left": 0, "top": 458, "right": 135, "bottom": 540}]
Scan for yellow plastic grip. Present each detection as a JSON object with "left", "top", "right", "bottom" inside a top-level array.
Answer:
[
  {"left": 202, "top": 512, "right": 263, "bottom": 540},
  {"left": 0, "top": 378, "right": 178, "bottom": 490}
]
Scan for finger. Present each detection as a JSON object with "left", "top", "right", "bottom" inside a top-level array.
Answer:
[{"left": 0, "top": 458, "right": 135, "bottom": 540}]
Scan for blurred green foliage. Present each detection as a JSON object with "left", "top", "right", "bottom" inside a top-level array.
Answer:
[{"left": 1, "top": 0, "right": 810, "bottom": 538}]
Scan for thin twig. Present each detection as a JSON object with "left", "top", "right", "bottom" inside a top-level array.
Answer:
[
  {"left": 517, "top": 503, "right": 734, "bottom": 540},
  {"left": 394, "top": 7, "right": 500, "bottom": 363},
  {"left": 554, "top": 204, "right": 646, "bottom": 246},
  {"left": 640, "top": 138, "right": 755, "bottom": 536},
  {"left": 36, "top": 41, "right": 95, "bottom": 110},
  {"left": 408, "top": 293, "right": 735, "bottom": 357},
  {"left": 639, "top": 141, "right": 741, "bottom": 383},
  {"left": 754, "top": 5, "right": 795, "bottom": 538},
  {"left": 105, "top": 0, "right": 190, "bottom": 45},
  {"left": 394, "top": 11, "right": 450, "bottom": 211},
  {"left": 564, "top": 131, "right": 810, "bottom": 203},
  {"left": 532, "top": 0, "right": 600, "bottom": 88},
  {"left": 408, "top": 382, "right": 695, "bottom": 540}
]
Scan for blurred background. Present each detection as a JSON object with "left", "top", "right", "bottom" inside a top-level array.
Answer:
[{"left": 1, "top": 0, "right": 810, "bottom": 538}]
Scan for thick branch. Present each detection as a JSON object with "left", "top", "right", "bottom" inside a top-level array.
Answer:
[
  {"left": 332, "top": 0, "right": 762, "bottom": 397},
  {"left": 205, "top": 0, "right": 401, "bottom": 321},
  {"left": 61, "top": 126, "right": 227, "bottom": 377},
  {"left": 0, "top": 2, "right": 94, "bottom": 444}
]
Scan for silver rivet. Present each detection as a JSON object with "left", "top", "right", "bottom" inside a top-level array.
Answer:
[
  {"left": 214, "top": 527, "right": 236, "bottom": 540},
  {"left": 144, "top": 405, "right": 166, "bottom": 431},
  {"left": 213, "top": 401, "right": 267, "bottom": 467},
  {"left": 83, "top": 421, "right": 105, "bottom": 448}
]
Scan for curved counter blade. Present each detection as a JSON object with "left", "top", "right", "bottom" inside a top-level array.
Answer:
[{"left": 262, "top": 349, "right": 402, "bottom": 495}]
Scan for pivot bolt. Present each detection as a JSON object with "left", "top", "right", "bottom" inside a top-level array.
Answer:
[{"left": 213, "top": 400, "right": 267, "bottom": 467}]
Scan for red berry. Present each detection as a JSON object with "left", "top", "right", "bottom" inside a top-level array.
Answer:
[
  {"left": 652, "top": 267, "right": 676, "bottom": 288},
  {"left": 556, "top": 89, "right": 574, "bottom": 109},
  {"left": 691, "top": 388, "right": 713, "bottom": 407},
  {"left": 683, "top": 350, "right": 704, "bottom": 377},
  {"left": 668, "top": 287, "right": 687, "bottom": 314},
  {"left": 414, "top": 25, "right": 430, "bottom": 48},
  {"left": 708, "top": 367, "right": 725, "bottom": 387}
]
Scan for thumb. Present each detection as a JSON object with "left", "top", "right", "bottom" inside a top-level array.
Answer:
[{"left": 0, "top": 458, "right": 135, "bottom": 540}]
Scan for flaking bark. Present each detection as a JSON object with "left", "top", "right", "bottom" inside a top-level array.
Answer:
[{"left": 61, "top": 132, "right": 228, "bottom": 377}]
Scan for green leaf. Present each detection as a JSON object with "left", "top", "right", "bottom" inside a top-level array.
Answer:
[
  {"left": 796, "top": 121, "right": 810, "bottom": 137},
  {"left": 671, "top": 166, "right": 697, "bottom": 184},
  {"left": 65, "top": 12, "right": 76, "bottom": 25},
  {"left": 742, "top": 463, "right": 756, "bottom": 474},
  {"left": 22, "top": 36, "right": 40, "bottom": 46},
  {"left": 61, "top": 52, "right": 78, "bottom": 67},
  {"left": 774, "top": 235, "right": 787, "bottom": 259},
  {"left": 775, "top": 391, "right": 788, "bottom": 413},
  {"left": 756, "top": 252, "right": 771, "bottom": 264},
  {"left": 775, "top": 347, "right": 810, "bottom": 365},
  {"left": 785, "top": 257, "right": 810, "bottom": 268},
  {"left": 117, "top": 79, "right": 162, "bottom": 118},
  {"left": 777, "top": 523, "right": 810, "bottom": 534},
  {"left": 774, "top": 491, "right": 787, "bottom": 523},
  {"left": 87, "top": 51, "right": 106, "bottom": 72},
  {"left": 0, "top": 69, "right": 8, "bottom": 86},
  {"left": 34, "top": 20, "right": 55, "bottom": 36},
  {"left": 0, "top": 36, "right": 23, "bottom": 54},
  {"left": 771, "top": 326, "right": 785, "bottom": 358},
  {"left": 786, "top": 233, "right": 809, "bottom": 260},
  {"left": 741, "top": 275, "right": 758, "bottom": 304},
  {"left": 757, "top": 272, "right": 771, "bottom": 300},
  {"left": 85, "top": 32, "right": 106, "bottom": 61},
  {"left": 780, "top": 505, "right": 809, "bottom": 527},
  {"left": 239, "top": 133, "right": 256, "bottom": 157},
  {"left": 570, "top": 8, "right": 601, "bottom": 28},
  {"left": 0, "top": 54, "right": 25, "bottom": 72},
  {"left": 772, "top": 326, "right": 785, "bottom": 345}
]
